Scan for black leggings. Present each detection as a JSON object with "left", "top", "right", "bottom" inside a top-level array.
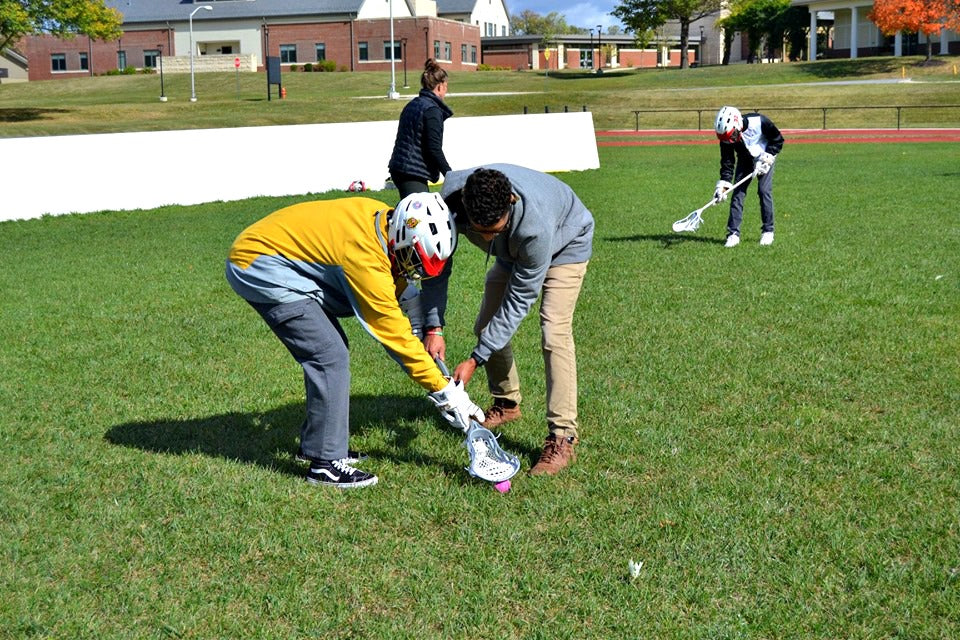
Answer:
[{"left": 390, "top": 172, "right": 429, "bottom": 200}]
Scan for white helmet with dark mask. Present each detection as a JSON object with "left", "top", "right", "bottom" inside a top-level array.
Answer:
[{"left": 388, "top": 192, "right": 457, "bottom": 280}]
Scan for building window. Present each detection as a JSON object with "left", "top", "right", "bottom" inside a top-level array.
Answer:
[
  {"left": 443, "top": 42, "right": 451, "bottom": 61},
  {"left": 434, "top": 40, "right": 440, "bottom": 59},
  {"left": 79, "top": 52, "right": 88, "bottom": 70},
  {"left": 383, "top": 40, "right": 400, "bottom": 60},
  {"left": 144, "top": 49, "right": 160, "bottom": 68},
  {"left": 315, "top": 43, "right": 326, "bottom": 61},
  {"left": 501, "top": 25, "right": 507, "bottom": 36},
  {"left": 486, "top": 23, "right": 495, "bottom": 37},
  {"left": 471, "top": 45, "right": 477, "bottom": 64},
  {"left": 580, "top": 50, "right": 593, "bottom": 68},
  {"left": 358, "top": 41, "right": 369, "bottom": 61},
  {"left": 51, "top": 53, "right": 66, "bottom": 72},
  {"left": 117, "top": 50, "right": 127, "bottom": 70},
  {"left": 280, "top": 44, "right": 297, "bottom": 63},
  {"left": 461, "top": 44, "right": 467, "bottom": 62}
]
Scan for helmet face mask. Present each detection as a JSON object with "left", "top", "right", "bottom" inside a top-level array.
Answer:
[
  {"left": 715, "top": 106, "right": 743, "bottom": 144},
  {"left": 388, "top": 193, "right": 457, "bottom": 280}
]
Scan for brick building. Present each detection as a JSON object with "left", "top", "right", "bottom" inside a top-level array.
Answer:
[{"left": 20, "top": 0, "right": 507, "bottom": 81}]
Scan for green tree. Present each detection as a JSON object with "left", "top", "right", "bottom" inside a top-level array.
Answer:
[
  {"left": 0, "top": 0, "right": 122, "bottom": 52},
  {"left": 720, "top": 0, "right": 790, "bottom": 62},
  {"left": 613, "top": 0, "right": 721, "bottom": 68},
  {"left": 509, "top": 10, "right": 588, "bottom": 35}
]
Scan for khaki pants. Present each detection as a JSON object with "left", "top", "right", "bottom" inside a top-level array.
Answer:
[{"left": 475, "top": 261, "right": 588, "bottom": 439}]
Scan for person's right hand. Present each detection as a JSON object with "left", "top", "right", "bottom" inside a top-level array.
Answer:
[
  {"left": 427, "top": 378, "right": 484, "bottom": 431},
  {"left": 714, "top": 180, "right": 733, "bottom": 202}
]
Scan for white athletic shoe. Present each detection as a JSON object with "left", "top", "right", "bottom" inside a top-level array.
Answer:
[
  {"left": 724, "top": 234, "right": 741, "bottom": 248},
  {"left": 759, "top": 232, "right": 774, "bottom": 246}
]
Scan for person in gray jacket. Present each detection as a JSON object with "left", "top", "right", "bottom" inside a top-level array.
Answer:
[{"left": 420, "top": 164, "right": 594, "bottom": 476}]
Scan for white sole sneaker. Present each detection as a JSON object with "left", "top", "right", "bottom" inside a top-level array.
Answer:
[
  {"left": 759, "top": 232, "right": 774, "bottom": 246},
  {"left": 724, "top": 235, "right": 741, "bottom": 248}
]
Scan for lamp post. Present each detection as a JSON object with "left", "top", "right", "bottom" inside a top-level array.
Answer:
[
  {"left": 158, "top": 43, "right": 167, "bottom": 102},
  {"left": 189, "top": 5, "right": 213, "bottom": 102},
  {"left": 387, "top": 0, "right": 399, "bottom": 99},
  {"left": 596, "top": 25, "right": 602, "bottom": 72},
  {"left": 401, "top": 38, "right": 408, "bottom": 88},
  {"left": 699, "top": 26, "right": 706, "bottom": 65}
]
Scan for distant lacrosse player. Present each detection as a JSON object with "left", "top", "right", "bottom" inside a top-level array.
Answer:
[
  {"left": 713, "top": 106, "right": 785, "bottom": 248},
  {"left": 419, "top": 165, "right": 595, "bottom": 477},
  {"left": 225, "top": 193, "right": 483, "bottom": 489}
]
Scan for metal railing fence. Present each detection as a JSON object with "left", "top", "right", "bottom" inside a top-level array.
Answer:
[{"left": 630, "top": 105, "right": 960, "bottom": 131}]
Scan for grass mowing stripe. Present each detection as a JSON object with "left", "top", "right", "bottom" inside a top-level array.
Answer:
[{"left": 0, "top": 142, "right": 958, "bottom": 638}]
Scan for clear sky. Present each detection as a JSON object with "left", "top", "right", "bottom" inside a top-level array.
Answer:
[{"left": 509, "top": 0, "right": 626, "bottom": 32}]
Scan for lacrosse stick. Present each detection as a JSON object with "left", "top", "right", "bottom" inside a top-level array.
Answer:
[
  {"left": 672, "top": 170, "right": 757, "bottom": 233},
  {"left": 435, "top": 358, "right": 521, "bottom": 490}
]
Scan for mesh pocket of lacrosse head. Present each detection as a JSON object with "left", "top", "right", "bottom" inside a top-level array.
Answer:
[
  {"left": 464, "top": 426, "right": 520, "bottom": 483},
  {"left": 672, "top": 212, "right": 702, "bottom": 233}
]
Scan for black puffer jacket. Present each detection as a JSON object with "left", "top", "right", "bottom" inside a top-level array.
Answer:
[{"left": 388, "top": 90, "right": 453, "bottom": 182}]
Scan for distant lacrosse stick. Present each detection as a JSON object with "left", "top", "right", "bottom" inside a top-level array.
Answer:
[
  {"left": 672, "top": 170, "right": 757, "bottom": 233},
  {"left": 435, "top": 358, "right": 521, "bottom": 487}
]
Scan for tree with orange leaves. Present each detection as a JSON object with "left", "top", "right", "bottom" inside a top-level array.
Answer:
[{"left": 868, "top": 0, "right": 957, "bottom": 61}]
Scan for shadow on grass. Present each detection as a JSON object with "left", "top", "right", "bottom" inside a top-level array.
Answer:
[
  {"left": 0, "top": 107, "right": 71, "bottom": 123},
  {"left": 605, "top": 233, "right": 725, "bottom": 247},
  {"left": 104, "top": 394, "right": 537, "bottom": 482},
  {"left": 797, "top": 57, "right": 908, "bottom": 79}
]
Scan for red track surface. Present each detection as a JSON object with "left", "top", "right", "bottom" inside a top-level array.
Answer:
[{"left": 596, "top": 128, "right": 960, "bottom": 145}]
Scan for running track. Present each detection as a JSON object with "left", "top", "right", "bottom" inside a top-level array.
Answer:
[{"left": 596, "top": 128, "right": 960, "bottom": 145}]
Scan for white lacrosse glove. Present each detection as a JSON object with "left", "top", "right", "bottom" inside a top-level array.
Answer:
[
  {"left": 756, "top": 152, "right": 775, "bottom": 176},
  {"left": 427, "top": 379, "right": 485, "bottom": 432},
  {"left": 714, "top": 180, "right": 733, "bottom": 202},
  {"left": 398, "top": 282, "right": 425, "bottom": 339}
]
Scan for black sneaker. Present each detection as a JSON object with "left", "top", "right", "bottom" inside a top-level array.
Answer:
[
  {"left": 306, "top": 458, "right": 378, "bottom": 489},
  {"left": 296, "top": 447, "right": 367, "bottom": 466}
]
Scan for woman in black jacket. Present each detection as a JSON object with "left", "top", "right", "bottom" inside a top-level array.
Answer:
[{"left": 388, "top": 59, "right": 453, "bottom": 198}]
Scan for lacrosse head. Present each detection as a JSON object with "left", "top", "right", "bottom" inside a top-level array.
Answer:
[
  {"left": 672, "top": 211, "right": 703, "bottom": 233},
  {"left": 715, "top": 106, "right": 743, "bottom": 144},
  {"left": 464, "top": 423, "right": 521, "bottom": 483},
  {"left": 388, "top": 192, "right": 457, "bottom": 280}
]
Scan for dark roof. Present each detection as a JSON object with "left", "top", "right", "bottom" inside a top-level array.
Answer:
[
  {"left": 435, "top": 0, "right": 477, "bottom": 13},
  {"left": 106, "top": 0, "right": 365, "bottom": 23}
]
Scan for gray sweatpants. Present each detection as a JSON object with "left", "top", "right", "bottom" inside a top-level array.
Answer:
[
  {"left": 249, "top": 298, "right": 351, "bottom": 461},
  {"left": 726, "top": 163, "right": 775, "bottom": 236}
]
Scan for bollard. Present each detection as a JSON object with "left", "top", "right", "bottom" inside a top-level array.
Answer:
[
  {"left": 523, "top": 106, "right": 528, "bottom": 114},
  {"left": 564, "top": 105, "right": 569, "bottom": 112},
  {"left": 545, "top": 106, "right": 550, "bottom": 113}
]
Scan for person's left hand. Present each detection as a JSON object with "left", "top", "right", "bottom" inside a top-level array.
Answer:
[
  {"left": 424, "top": 334, "right": 446, "bottom": 362},
  {"left": 453, "top": 358, "right": 478, "bottom": 386},
  {"left": 756, "top": 152, "right": 775, "bottom": 176}
]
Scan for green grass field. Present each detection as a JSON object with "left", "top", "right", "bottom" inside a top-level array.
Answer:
[
  {"left": 2, "top": 54, "right": 960, "bottom": 134},
  {"left": 1, "top": 136, "right": 958, "bottom": 637}
]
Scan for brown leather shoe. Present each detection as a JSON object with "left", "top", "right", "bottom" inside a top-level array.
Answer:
[
  {"left": 482, "top": 401, "right": 521, "bottom": 429},
  {"left": 528, "top": 434, "right": 578, "bottom": 476}
]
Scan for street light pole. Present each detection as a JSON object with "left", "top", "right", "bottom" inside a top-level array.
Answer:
[
  {"left": 401, "top": 38, "right": 408, "bottom": 88},
  {"left": 387, "top": 0, "right": 399, "bottom": 99},
  {"left": 596, "top": 25, "right": 602, "bottom": 72},
  {"left": 189, "top": 5, "right": 214, "bottom": 102},
  {"left": 158, "top": 43, "right": 167, "bottom": 102}
]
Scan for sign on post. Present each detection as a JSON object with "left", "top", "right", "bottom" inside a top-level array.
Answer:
[
  {"left": 234, "top": 57, "right": 241, "bottom": 99},
  {"left": 266, "top": 56, "right": 282, "bottom": 102}
]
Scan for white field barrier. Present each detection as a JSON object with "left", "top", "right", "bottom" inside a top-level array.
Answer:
[{"left": 1, "top": 112, "right": 599, "bottom": 221}]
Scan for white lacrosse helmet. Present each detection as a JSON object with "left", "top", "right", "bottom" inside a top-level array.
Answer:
[
  {"left": 715, "top": 106, "right": 743, "bottom": 143},
  {"left": 388, "top": 192, "right": 457, "bottom": 279}
]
